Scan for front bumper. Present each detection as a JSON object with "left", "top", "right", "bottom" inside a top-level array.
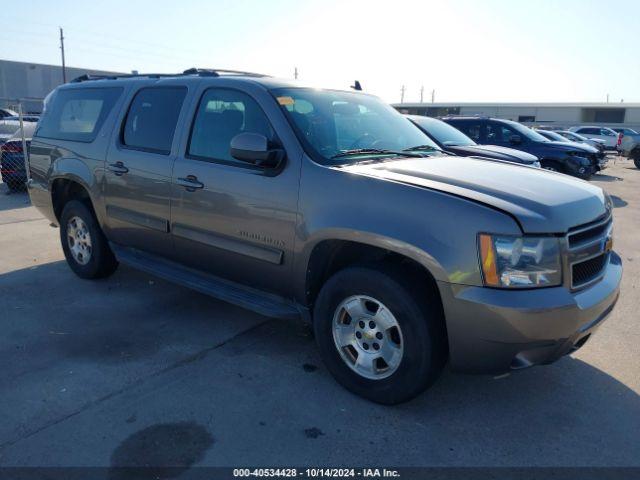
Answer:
[{"left": 437, "top": 251, "right": 622, "bottom": 374}]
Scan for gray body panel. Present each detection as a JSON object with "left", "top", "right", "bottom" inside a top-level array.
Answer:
[{"left": 27, "top": 74, "right": 622, "bottom": 374}]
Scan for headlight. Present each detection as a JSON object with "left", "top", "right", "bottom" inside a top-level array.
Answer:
[{"left": 478, "top": 234, "right": 562, "bottom": 288}]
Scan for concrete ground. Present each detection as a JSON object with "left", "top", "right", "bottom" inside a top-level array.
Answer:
[{"left": 0, "top": 158, "right": 638, "bottom": 470}]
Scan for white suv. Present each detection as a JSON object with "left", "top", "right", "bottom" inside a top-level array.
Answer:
[{"left": 569, "top": 126, "right": 619, "bottom": 149}]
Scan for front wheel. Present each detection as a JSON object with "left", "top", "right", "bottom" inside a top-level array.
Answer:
[
  {"left": 313, "top": 265, "right": 447, "bottom": 404},
  {"left": 60, "top": 200, "right": 118, "bottom": 279}
]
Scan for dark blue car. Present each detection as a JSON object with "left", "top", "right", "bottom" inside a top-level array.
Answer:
[{"left": 443, "top": 117, "right": 601, "bottom": 179}]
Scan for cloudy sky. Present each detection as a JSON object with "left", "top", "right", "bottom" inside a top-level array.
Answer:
[{"left": 2, "top": 0, "right": 638, "bottom": 103}]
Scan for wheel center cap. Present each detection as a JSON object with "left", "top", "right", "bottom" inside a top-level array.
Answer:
[{"left": 363, "top": 330, "right": 375, "bottom": 340}]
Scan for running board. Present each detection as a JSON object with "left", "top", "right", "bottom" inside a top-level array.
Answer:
[{"left": 111, "top": 244, "right": 301, "bottom": 320}]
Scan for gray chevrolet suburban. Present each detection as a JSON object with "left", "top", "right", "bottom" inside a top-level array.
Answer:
[{"left": 28, "top": 69, "right": 622, "bottom": 404}]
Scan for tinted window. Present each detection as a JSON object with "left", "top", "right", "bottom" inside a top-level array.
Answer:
[
  {"left": 454, "top": 122, "right": 482, "bottom": 142},
  {"left": 123, "top": 87, "right": 186, "bottom": 154},
  {"left": 35, "top": 88, "right": 122, "bottom": 142},
  {"left": 578, "top": 128, "right": 599, "bottom": 135},
  {"left": 188, "top": 88, "right": 276, "bottom": 164},
  {"left": 486, "top": 124, "right": 515, "bottom": 143},
  {"left": 411, "top": 116, "right": 474, "bottom": 146}
]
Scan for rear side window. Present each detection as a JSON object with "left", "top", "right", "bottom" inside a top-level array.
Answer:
[
  {"left": 122, "top": 87, "right": 187, "bottom": 154},
  {"left": 35, "top": 87, "right": 122, "bottom": 142}
]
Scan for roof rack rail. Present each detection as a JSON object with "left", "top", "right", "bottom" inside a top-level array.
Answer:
[
  {"left": 70, "top": 68, "right": 269, "bottom": 83},
  {"left": 182, "top": 67, "right": 269, "bottom": 77}
]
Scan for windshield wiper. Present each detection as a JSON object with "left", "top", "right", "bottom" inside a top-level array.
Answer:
[
  {"left": 330, "top": 148, "right": 423, "bottom": 160},
  {"left": 403, "top": 144, "right": 440, "bottom": 152}
]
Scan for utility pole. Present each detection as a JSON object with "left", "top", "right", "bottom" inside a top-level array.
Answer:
[
  {"left": 59, "top": 27, "right": 67, "bottom": 83},
  {"left": 431, "top": 89, "right": 435, "bottom": 103},
  {"left": 400, "top": 85, "right": 405, "bottom": 104},
  {"left": 606, "top": 93, "right": 609, "bottom": 103},
  {"left": 294, "top": 67, "right": 298, "bottom": 80},
  {"left": 420, "top": 86, "right": 424, "bottom": 103}
]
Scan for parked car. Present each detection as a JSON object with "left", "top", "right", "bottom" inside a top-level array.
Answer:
[
  {"left": 569, "top": 126, "right": 619, "bottom": 150},
  {"left": 620, "top": 135, "right": 640, "bottom": 168},
  {"left": 0, "top": 119, "right": 21, "bottom": 144},
  {"left": 555, "top": 130, "right": 607, "bottom": 151},
  {"left": 443, "top": 117, "right": 600, "bottom": 178},
  {"left": 612, "top": 127, "right": 639, "bottom": 137},
  {"left": 0, "top": 108, "right": 18, "bottom": 119},
  {"left": 0, "top": 122, "right": 35, "bottom": 191},
  {"left": 28, "top": 70, "right": 622, "bottom": 404},
  {"left": 406, "top": 115, "right": 540, "bottom": 167},
  {"left": 535, "top": 129, "right": 607, "bottom": 170}
]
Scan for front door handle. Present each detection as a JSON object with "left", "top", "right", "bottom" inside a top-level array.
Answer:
[
  {"left": 108, "top": 161, "right": 129, "bottom": 176},
  {"left": 176, "top": 175, "right": 204, "bottom": 191}
]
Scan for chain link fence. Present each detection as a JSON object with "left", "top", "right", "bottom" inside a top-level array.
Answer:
[{"left": 0, "top": 97, "right": 43, "bottom": 194}]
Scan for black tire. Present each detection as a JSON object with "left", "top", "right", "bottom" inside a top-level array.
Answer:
[
  {"left": 634, "top": 158, "right": 640, "bottom": 169},
  {"left": 313, "top": 265, "right": 447, "bottom": 404},
  {"left": 60, "top": 200, "right": 118, "bottom": 279}
]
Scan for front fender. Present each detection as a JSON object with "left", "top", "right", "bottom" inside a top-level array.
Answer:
[{"left": 293, "top": 159, "right": 522, "bottom": 304}]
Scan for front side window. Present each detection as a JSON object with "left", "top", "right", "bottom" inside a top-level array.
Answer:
[
  {"left": 188, "top": 88, "right": 276, "bottom": 164},
  {"left": 36, "top": 87, "right": 123, "bottom": 142},
  {"left": 486, "top": 124, "right": 515, "bottom": 144},
  {"left": 123, "top": 87, "right": 187, "bottom": 154},
  {"left": 272, "top": 88, "right": 439, "bottom": 164},
  {"left": 454, "top": 122, "right": 482, "bottom": 142}
]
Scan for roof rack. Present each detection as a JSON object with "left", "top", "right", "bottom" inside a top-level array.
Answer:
[{"left": 71, "top": 68, "right": 269, "bottom": 83}]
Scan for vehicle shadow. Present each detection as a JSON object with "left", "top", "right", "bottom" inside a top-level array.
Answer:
[
  {"left": 1, "top": 261, "right": 638, "bottom": 466},
  {"left": 592, "top": 173, "right": 623, "bottom": 182},
  {"left": 610, "top": 195, "right": 628, "bottom": 208}
]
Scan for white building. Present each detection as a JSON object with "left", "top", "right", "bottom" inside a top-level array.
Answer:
[{"left": 392, "top": 102, "right": 640, "bottom": 130}]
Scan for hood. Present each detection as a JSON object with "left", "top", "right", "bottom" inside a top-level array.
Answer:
[
  {"left": 544, "top": 140, "right": 598, "bottom": 154},
  {"left": 446, "top": 144, "right": 538, "bottom": 163},
  {"left": 338, "top": 156, "right": 607, "bottom": 233}
]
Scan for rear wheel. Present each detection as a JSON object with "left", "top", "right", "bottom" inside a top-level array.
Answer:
[
  {"left": 60, "top": 200, "right": 118, "bottom": 279},
  {"left": 313, "top": 265, "right": 447, "bottom": 404}
]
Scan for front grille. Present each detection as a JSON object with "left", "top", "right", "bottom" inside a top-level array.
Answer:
[
  {"left": 572, "top": 253, "right": 608, "bottom": 287},
  {"left": 568, "top": 217, "right": 611, "bottom": 248}
]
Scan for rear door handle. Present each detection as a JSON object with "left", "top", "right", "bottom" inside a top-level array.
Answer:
[
  {"left": 176, "top": 175, "right": 204, "bottom": 191},
  {"left": 108, "top": 162, "right": 129, "bottom": 176}
]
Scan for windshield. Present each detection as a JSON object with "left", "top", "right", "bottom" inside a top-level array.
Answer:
[
  {"left": 505, "top": 120, "right": 550, "bottom": 142},
  {"left": 272, "top": 88, "right": 440, "bottom": 164},
  {"left": 410, "top": 116, "right": 475, "bottom": 146},
  {"left": 539, "top": 130, "right": 568, "bottom": 142},
  {"left": 559, "top": 131, "right": 583, "bottom": 141}
]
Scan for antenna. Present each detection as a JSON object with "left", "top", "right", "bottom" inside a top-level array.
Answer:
[
  {"left": 400, "top": 85, "right": 405, "bottom": 103},
  {"left": 351, "top": 80, "right": 362, "bottom": 91}
]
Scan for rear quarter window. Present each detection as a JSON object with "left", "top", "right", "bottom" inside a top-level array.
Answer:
[{"left": 35, "top": 87, "right": 123, "bottom": 142}]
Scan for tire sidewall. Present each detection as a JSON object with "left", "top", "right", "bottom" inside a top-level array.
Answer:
[
  {"left": 313, "top": 267, "right": 442, "bottom": 404},
  {"left": 60, "top": 200, "right": 109, "bottom": 279}
]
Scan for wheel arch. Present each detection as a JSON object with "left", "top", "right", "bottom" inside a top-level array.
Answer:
[{"left": 298, "top": 232, "right": 447, "bottom": 312}]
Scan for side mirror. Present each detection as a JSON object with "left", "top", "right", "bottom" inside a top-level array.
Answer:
[
  {"left": 230, "top": 133, "right": 284, "bottom": 168},
  {"left": 509, "top": 134, "right": 522, "bottom": 145}
]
